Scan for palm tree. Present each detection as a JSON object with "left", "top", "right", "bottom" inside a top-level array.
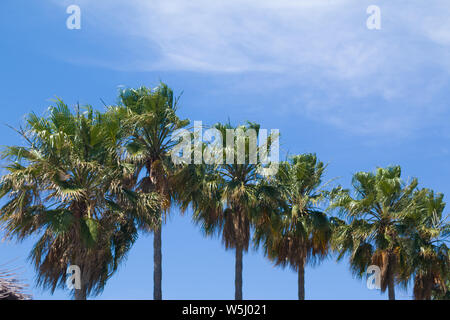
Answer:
[
  {"left": 253, "top": 154, "right": 332, "bottom": 300},
  {"left": 329, "top": 166, "right": 418, "bottom": 300},
  {"left": 115, "top": 83, "right": 189, "bottom": 300},
  {"left": 175, "top": 121, "right": 276, "bottom": 300},
  {"left": 0, "top": 102, "right": 159, "bottom": 299},
  {"left": 399, "top": 189, "right": 449, "bottom": 300}
]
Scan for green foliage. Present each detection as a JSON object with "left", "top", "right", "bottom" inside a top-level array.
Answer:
[
  {"left": 0, "top": 100, "right": 160, "bottom": 298},
  {"left": 110, "top": 83, "right": 190, "bottom": 219},
  {"left": 1, "top": 84, "right": 448, "bottom": 301},
  {"left": 329, "top": 165, "right": 450, "bottom": 299},
  {"left": 254, "top": 153, "right": 332, "bottom": 271},
  {"left": 174, "top": 121, "right": 278, "bottom": 251},
  {"left": 399, "top": 189, "right": 449, "bottom": 299}
]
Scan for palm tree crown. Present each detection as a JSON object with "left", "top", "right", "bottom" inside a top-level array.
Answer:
[
  {"left": 400, "top": 189, "right": 449, "bottom": 299},
  {"left": 330, "top": 165, "right": 418, "bottom": 300},
  {"left": 254, "top": 153, "right": 332, "bottom": 300}
]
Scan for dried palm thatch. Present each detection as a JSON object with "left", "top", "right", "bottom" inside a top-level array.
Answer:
[{"left": 0, "top": 268, "right": 32, "bottom": 300}]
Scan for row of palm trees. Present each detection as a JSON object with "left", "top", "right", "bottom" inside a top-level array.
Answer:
[{"left": 0, "top": 83, "right": 448, "bottom": 300}]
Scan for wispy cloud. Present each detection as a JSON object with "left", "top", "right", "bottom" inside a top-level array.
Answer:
[
  {"left": 56, "top": 1, "right": 450, "bottom": 72},
  {"left": 53, "top": 0, "right": 450, "bottom": 137}
]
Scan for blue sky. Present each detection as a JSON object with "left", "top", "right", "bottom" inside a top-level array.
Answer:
[{"left": 1, "top": 0, "right": 449, "bottom": 299}]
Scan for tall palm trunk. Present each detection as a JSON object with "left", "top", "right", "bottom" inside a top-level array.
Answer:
[
  {"left": 148, "top": 160, "right": 163, "bottom": 300},
  {"left": 388, "top": 277, "right": 395, "bottom": 300},
  {"left": 298, "top": 265, "right": 305, "bottom": 300},
  {"left": 387, "top": 254, "right": 396, "bottom": 300},
  {"left": 235, "top": 245, "right": 243, "bottom": 300},
  {"left": 153, "top": 224, "right": 162, "bottom": 300}
]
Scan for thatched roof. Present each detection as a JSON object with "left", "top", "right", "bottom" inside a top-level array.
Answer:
[{"left": 0, "top": 269, "right": 32, "bottom": 300}]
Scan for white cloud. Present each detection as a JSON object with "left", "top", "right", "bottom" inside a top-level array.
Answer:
[
  {"left": 53, "top": 0, "right": 450, "bottom": 137},
  {"left": 57, "top": 0, "right": 450, "bottom": 72}
]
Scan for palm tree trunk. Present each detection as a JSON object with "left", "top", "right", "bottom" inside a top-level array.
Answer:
[
  {"left": 298, "top": 265, "right": 305, "bottom": 300},
  {"left": 74, "top": 268, "right": 87, "bottom": 300},
  {"left": 74, "top": 287, "right": 86, "bottom": 300},
  {"left": 153, "top": 224, "right": 162, "bottom": 300},
  {"left": 235, "top": 245, "right": 243, "bottom": 300},
  {"left": 388, "top": 276, "right": 395, "bottom": 300}
]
